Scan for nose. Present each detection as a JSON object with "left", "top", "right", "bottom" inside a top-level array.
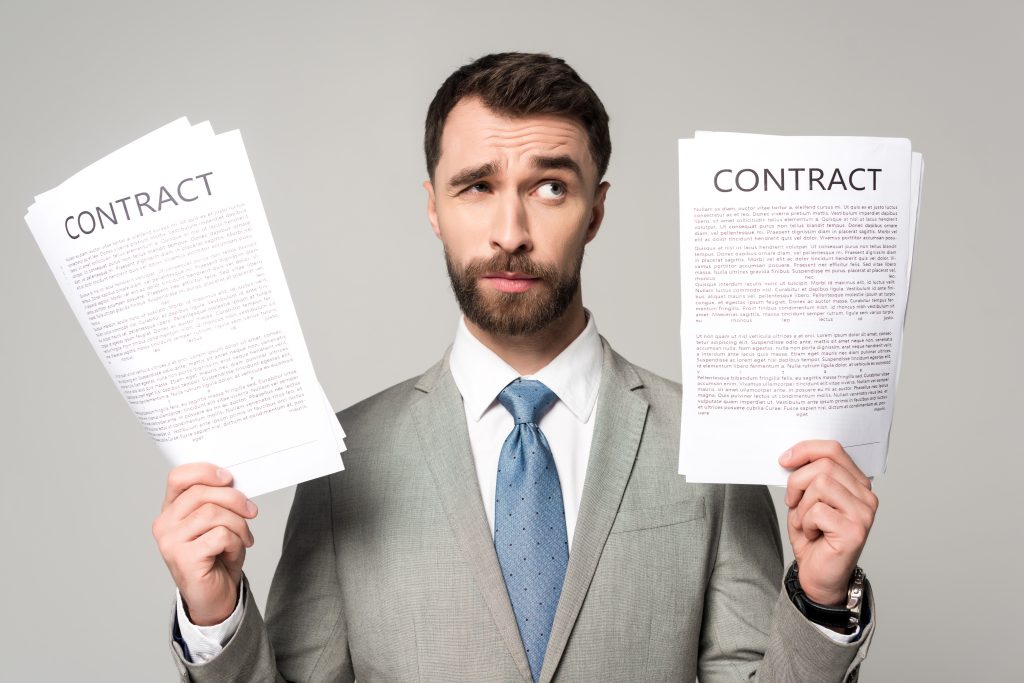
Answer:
[{"left": 489, "top": 192, "right": 531, "bottom": 254}]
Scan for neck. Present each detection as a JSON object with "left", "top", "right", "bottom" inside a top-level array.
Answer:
[{"left": 464, "top": 293, "right": 587, "bottom": 376}]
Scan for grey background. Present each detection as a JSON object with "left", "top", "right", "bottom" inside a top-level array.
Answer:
[{"left": 1, "top": 1, "right": 1020, "bottom": 680}]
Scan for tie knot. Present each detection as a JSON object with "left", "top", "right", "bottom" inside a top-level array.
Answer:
[{"left": 498, "top": 379, "right": 558, "bottom": 425}]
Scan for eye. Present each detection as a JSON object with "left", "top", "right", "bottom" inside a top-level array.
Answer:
[
  {"left": 464, "top": 182, "right": 490, "bottom": 194},
  {"left": 536, "top": 182, "right": 566, "bottom": 199}
]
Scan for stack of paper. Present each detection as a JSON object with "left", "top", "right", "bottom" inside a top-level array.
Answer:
[
  {"left": 678, "top": 132, "right": 923, "bottom": 485},
  {"left": 25, "top": 118, "right": 345, "bottom": 497}
]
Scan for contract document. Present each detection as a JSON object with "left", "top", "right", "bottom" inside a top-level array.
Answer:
[
  {"left": 679, "top": 132, "right": 923, "bottom": 485},
  {"left": 25, "top": 119, "right": 345, "bottom": 497}
]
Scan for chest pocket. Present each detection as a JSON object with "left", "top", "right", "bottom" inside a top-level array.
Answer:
[{"left": 610, "top": 496, "right": 705, "bottom": 533}]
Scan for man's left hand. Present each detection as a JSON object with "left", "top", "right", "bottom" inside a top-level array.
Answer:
[{"left": 780, "top": 440, "right": 878, "bottom": 606}]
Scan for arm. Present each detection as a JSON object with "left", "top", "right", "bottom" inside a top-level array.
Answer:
[
  {"left": 173, "top": 583, "right": 245, "bottom": 662},
  {"left": 262, "top": 474, "right": 352, "bottom": 681},
  {"left": 697, "top": 443, "right": 876, "bottom": 682},
  {"left": 696, "top": 483, "right": 783, "bottom": 681},
  {"left": 170, "top": 574, "right": 285, "bottom": 682},
  {"left": 156, "top": 467, "right": 353, "bottom": 682},
  {"left": 154, "top": 464, "right": 256, "bottom": 628},
  {"left": 759, "top": 440, "right": 880, "bottom": 680}
]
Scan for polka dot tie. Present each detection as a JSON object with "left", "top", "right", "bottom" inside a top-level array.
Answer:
[{"left": 494, "top": 379, "right": 568, "bottom": 682}]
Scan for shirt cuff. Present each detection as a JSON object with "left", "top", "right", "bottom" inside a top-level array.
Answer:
[
  {"left": 174, "top": 583, "right": 245, "bottom": 663},
  {"left": 810, "top": 621, "right": 862, "bottom": 644}
]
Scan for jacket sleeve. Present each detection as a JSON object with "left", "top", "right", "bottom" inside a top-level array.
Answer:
[
  {"left": 170, "top": 475, "right": 353, "bottom": 682},
  {"left": 697, "top": 483, "right": 873, "bottom": 682}
]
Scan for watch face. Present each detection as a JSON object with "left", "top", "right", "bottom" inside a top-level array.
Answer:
[{"left": 848, "top": 586, "right": 863, "bottom": 611}]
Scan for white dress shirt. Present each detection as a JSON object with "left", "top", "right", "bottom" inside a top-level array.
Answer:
[
  {"left": 449, "top": 313, "right": 603, "bottom": 551},
  {"left": 176, "top": 311, "right": 856, "bottom": 660}
]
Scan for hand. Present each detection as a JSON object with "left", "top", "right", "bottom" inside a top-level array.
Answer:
[
  {"left": 779, "top": 440, "right": 878, "bottom": 606},
  {"left": 152, "top": 463, "right": 258, "bottom": 625}
]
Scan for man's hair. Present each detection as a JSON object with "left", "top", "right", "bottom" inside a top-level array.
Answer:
[{"left": 424, "top": 52, "right": 611, "bottom": 181}]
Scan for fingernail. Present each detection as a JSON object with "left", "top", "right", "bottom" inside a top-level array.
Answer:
[
  {"left": 216, "top": 468, "right": 230, "bottom": 482},
  {"left": 779, "top": 449, "right": 792, "bottom": 465},
  {"left": 245, "top": 500, "right": 258, "bottom": 516}
]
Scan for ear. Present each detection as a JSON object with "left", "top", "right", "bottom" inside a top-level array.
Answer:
[
  {"left": 584, "top": 180, "right": 610, "bottom": 244},
  {"left": 424, "top": 180, "right": 442, "bottom": 240}
]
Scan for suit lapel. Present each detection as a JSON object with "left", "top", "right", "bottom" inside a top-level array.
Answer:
[
  {"left": 412, "top": 354, "right": 534, "bottom": 682},
  {"left": 539, "top": 340, "right": 649, "bottom": 683}
]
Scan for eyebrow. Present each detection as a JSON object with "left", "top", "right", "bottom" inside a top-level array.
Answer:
[
  {"left": 446, "top": 161, "right": 501, "bottom": 191},
  {"left": 446, "top": 155, "right": 586, "bottom": 192},
  {"left": 532, "top": 154, "right": 584, "bottom": 180}
]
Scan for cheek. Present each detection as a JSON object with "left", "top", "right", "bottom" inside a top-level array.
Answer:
[
  {"left": 529, "top": 208, "right": 591, "bottom": 263},
  {"left": 435, "top": 208, "right": 491, "bottom": 263},
  {"left": 436, "top": 196, "right": 500, "bottom": 230},
  {"left": 435, "top": 204, "right": 473, "bottom": 240}
]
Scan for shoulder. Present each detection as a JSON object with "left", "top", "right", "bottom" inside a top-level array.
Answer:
[
  {"left": 602, "top": 339, "right": 681, "bottom": 414},
  {"left": 597, "top": 340, "right": 684, "bottom": 472},
  {"left": 336, "top": 374, "right": 422, "bottom": 429},
  {"left": 633, "top": 363, "right": 681, "bottom": 406},
  {"left": 309, "top": 359, "right": 443, "bottom": 509},
  {"left": 331, "top": 352, "right": 448, "bottom": 457},
  {"left": 602, "top": 341, "right": 773, "bottom": 520}
]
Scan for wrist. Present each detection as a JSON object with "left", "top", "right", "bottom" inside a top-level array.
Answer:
[
  {"left": 181, "top": 583, "right": 240, "bottom": 626},
  {"left": 785, "top": 561, "right": 870, "bottom": 632},
  {"left": 800, "top": 582, "right": 847, "bottom": 607}
]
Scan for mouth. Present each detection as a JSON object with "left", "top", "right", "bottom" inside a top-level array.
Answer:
[{"left": 480, "top": 272, "right": 541, "bottom": 293}]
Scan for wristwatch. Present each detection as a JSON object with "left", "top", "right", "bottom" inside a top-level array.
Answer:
[{"left": 784, "top": 561, "right": 870, "bottom": 631}]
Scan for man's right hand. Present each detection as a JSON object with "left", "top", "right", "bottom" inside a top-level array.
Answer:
[{"left": 152, "top": 463, "right": 258, "bottom": 626}]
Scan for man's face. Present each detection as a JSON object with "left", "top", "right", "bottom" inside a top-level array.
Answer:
[{"left": 425, "top": 97, "right": 609, "bottom": 336}]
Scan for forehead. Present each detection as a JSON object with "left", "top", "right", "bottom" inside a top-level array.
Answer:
[{"left": 438, "top": 97, "right": 594, "bottom": 177}]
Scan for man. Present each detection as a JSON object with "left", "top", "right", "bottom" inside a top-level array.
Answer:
[{"left": 155, "top": 53, "right": 878, "bottom": 681}]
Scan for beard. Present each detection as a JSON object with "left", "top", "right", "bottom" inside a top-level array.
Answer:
[{"left": 445, "top": 249, "right": 583, "bottom": 336}]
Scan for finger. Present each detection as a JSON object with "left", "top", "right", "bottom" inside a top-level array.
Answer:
[
  {"left": 163, "top": 463, "right": 233, "bottom": 510},
  {"left": 788, "top": 506, "right": 816, "bottom": 541},
  {"left": 802, "top": 500, "right": 870, "bottom": 555},
  {"left": 779, "top": 440, "right": 871, "bottom": 488},
  {"left": 792, "top": 472, "right": 868, "bottom": 522},
  {"left": 785, "top": 458, "right": 878, "bottom": 511},
  {"left": 792, "top": 475, "right": 875, "bottom": 535},
  {"left": 800, "top": 501, "right": 845, "bottom": 542},
  {"left": 166, "top": 484, "right": 258, "bottom": 525},
  {"left": 191, "top": 525, "right": 247, "bottom": 568},
  {"left": 173, "top": 503, "right": 254, "bottom": 548}
]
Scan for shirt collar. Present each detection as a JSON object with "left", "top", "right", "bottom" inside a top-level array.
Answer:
[{"left": 449, "top": 311, "right": 603, "bottom": 424}]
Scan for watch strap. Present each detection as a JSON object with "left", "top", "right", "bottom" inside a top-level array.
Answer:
[{"left": 784, "top": 561, "right": 871, "bottom": 631}]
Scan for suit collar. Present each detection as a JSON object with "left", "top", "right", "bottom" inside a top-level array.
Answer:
[
  {"left": 539, "top": 338, "right": 648, "bottom": 682},
  {"left": 413, "top": 354, "right": 534, "bottom": 681},
  {"left": 413, "top": 339, "right": 648, "bottom": 683}
]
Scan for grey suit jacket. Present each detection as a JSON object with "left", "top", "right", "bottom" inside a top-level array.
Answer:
[{"left": 171, "top": 339, "right": 873, "bottom": 681}]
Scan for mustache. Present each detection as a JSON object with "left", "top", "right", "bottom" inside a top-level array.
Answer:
[{"left": 459, "top": 252, "right": 559, "bottom": 280}]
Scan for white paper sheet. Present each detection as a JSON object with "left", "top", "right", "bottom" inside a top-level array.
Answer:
[
  {"left": 26, "top": 119, "right": 344, "bottom": 497},
  {"left": 679, "top": 132, "right": 922, "bottom": 485}
]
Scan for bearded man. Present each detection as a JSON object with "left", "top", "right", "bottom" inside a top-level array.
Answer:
[{"left": 155, "top": 52, "right": 877, "bottom": 682}]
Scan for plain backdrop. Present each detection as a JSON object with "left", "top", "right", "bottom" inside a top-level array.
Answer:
[{"left": 2, "top": 2, "right": 1021, "bottom": 680}]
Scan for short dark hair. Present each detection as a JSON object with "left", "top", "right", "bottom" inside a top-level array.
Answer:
[{"left": 424, "top": 52, "right": 611, "bottom": 181}]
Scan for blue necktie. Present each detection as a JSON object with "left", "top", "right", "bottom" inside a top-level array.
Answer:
[{"left": 494, "top": 379, "right": 568, "bottom": 682}]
